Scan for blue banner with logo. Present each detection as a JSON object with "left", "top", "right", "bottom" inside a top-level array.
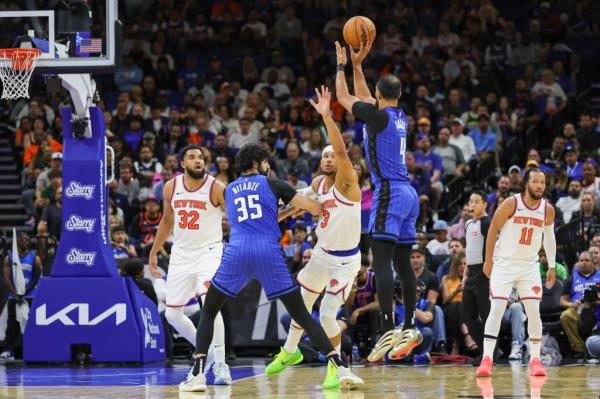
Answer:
[{"left": 23, "top": 106, "right": 165, "bottom": 363}]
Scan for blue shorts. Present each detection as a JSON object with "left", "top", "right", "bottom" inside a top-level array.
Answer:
[
  {"left": 369, "top": 180, "right": 419, "bottom": 245},
  {"left": 211, "top": 238, "right": 298, "bottom": 301}
]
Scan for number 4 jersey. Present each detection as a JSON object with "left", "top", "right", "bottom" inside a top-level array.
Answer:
[
  {"left": 494, "top": 194, "right": 547, "bottom": 264},
  {"left": 170, "top": 174, "right": 223, "bottom": 257}
]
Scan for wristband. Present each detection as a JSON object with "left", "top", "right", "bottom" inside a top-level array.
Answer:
[
  {"left": 548, "top": 265, "right": 556, "bottom": 269},
  {"left": 336, "top": 64, "right": 345, "bottom": 72}
]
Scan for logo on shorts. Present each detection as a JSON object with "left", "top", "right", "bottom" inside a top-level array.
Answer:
[
  {"left": 532, "top": 286, "right": 542, "bottom": 295},
  {"left": 65, "top": 181, "right": 95, "bottom": 199},
  {"left": 66, "top": 248, "right": 96, "bottom": 266},
  {"left": 330, "top": 279, "right": 338, "bottom": 288},
  {"left": 204, "top": 281, "right": 211, "bottom": 289},
  {"left": 65, "top": 215, "right": 96, "bottom": 233}
]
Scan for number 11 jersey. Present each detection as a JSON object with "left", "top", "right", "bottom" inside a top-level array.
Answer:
[
  {"left": 170, "top": 174, "right": 223, "bottom": 258},
  {"left": 494, "top": 193, "right": 547, "bottom": 264}
]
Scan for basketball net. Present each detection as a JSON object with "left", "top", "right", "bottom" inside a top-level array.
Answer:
[{"left": 0, "top": 48, "right": 41, "bottom": 99}]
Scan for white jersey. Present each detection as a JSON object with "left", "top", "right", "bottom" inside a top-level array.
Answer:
[
  {"left": 170, "top": 174, "right": 223, "bottom": 259},
  {"left": 494, "top": 194, "right": 547, "bottom": 264},
  {"left": 315, "top": 177, "right": 361, "bottom": 251}
]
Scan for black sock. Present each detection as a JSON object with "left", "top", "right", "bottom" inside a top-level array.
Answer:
[
  {"left": 327, "top": 353, "right": 346, "bottom": 368},
  {"left": 192, "top": 354, "right": 205, "bottom": 376},
  {"left": 393, "top": 245, "right": 416, "bottom": 330},
  {"left": 370, "top": 238, "right": 396, "bottom": 332}
]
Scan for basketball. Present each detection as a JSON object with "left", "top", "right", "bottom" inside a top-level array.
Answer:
[{"left": 343, "top": 16, "right": 376, "bottom": 49}]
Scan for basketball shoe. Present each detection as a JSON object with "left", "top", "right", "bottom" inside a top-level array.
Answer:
[
  {"left": 367, "top": 328, "right": 403, "bottom": 362},
  {"left": 265, "top": 347, "right": 303, "bottom": 376},
  {"left": 476, "top": 355, "right": 493, "bottom": 377},
  {"left": 323, "top": 360, "right": 364, "bottom": 390},
  {"left": 388, "top": 329, "right": 423, "bottom": 360},
  {"left": 213, "top": 361, "right": 232, "bottom": 385},
  {"left": 179, "top": 363, "right": 207, "bottom": 392},
  {"left": 529, "top": 357, "right": 547, "bottom": 377}
]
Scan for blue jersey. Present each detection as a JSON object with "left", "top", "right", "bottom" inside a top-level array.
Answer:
[
  {"left": 7, "top": 250, "right": 37, "bottom": 298},
  {"left": 361, "top": 106, "right": 410, "bottom": 185},
  {"left": 225, "top": 174, "right": 290, "bottom": 239}
]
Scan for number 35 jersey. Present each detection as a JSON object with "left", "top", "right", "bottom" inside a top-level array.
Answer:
[
  {"left": 494, "top": 194, "right": 547, "bottom": 264},
  {"left": 315, "top": 176, "right": 361, "bottom": 251},
  {"left": 170, "top": 174, "right": 223, "bottom": 258}
]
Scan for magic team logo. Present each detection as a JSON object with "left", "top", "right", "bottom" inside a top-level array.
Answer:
[
  {"left": 65, "top": 181, "right": 95, "bottom": 199},
  {"left": 65, "top": 248, "right": 97, "bottom": 266},
  {"left": 65, "top": 215, "right": 96, "bottom": 233}
]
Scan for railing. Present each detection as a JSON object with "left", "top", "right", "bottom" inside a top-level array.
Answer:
[
  {"left": 475, "top": 156, "right": 495, "bottom": 190},
  {"left": 443, "top": 175, "right": 465, "bottom": 213},
  {"left": 555, "top": 220, "right": 585, "bottom": 269}
]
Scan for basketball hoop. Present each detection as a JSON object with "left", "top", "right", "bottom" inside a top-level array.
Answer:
[{"left": 0, "top": 48, "right": 41, "bottom": 100}]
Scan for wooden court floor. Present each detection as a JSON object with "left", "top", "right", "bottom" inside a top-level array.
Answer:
[{"left": 0, "top": 363, "right": 599, "bottom": 398}]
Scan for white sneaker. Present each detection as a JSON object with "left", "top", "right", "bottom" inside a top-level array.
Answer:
[
  {"left": 367, "top": 329, "right": 403, "bottom": 362},
  {"left": 0, "top": 351, "right": 14, "bottom": 360},
  {"left": 213, "top": 361, "right": 232, "bottom": 385},
  {"left": 509, "top": 342, "right": 522, "bottom": 360},
  {"left": 337, "top": 365, "right": 364, "bottom": 390},
  {"left": 179, "top": 366, "right": 207, "bottom": 392}
]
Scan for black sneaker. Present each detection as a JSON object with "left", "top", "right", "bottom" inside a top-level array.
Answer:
[{"left": 436, "top": 342, "right": 448, "bottom": 355}]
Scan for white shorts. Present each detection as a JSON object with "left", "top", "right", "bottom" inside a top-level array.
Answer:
[
  {"left": 489, "top": 259, "right": 543, "bottom": 301},
  {"left": 166, "top": 243, "right": 223, "bottom": 307},
  {"left": 297, "top": 246, "right": 361, "bottom": 302}
]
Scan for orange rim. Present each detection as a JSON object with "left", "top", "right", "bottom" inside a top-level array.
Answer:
[{"left": 0, "top": 48, "right": 42, "bottom": 70}]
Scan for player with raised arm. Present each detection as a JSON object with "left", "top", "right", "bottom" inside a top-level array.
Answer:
[
  {"left": 476, "top": 168, "right": 556, "bottom": 377},
  {"left": 334, "top": 41, "right": 422, "bottom": 362},
  {"left": 179, "top": 143, "right": 363, "bottom": 392},
  {"left": 148, "top": 144, "right": 231, "bottom": 385},
  {"left": 265, "top": 86, "right": 363, "bottom": 389}
]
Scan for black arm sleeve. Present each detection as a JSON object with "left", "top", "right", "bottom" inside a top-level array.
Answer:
[
  {"left": 480, "top": 216, "right": 491, "bottom": 237},
  {"left": 268, "top": 179, "right": 297, "bottom": 205},
  {"left": 351, "top": 101, "right": 389, "bottom": 134}
]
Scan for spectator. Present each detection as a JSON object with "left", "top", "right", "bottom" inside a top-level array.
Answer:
[
  {"left": 260, "top": 50, "right": 296, "bottom": 86},
  {"left": 277, "top": 141, "right": 310, "bottom": 180},
  {"left": 560, "top": 251, "right": 600, "bottom": 358},
  {"left": 539, "top": 247, "right": 568, "bottom": 281},
  {"left": 449, "top": 118, "right": 476, "bottom": 162},
  {"left": 581, "top": 161, "right": 600, "bottom": 199},
  {"left": 484, "top": 31, "right": 513, "bottom": 73},
  {"left": 486, "top": 175, "right": 510, "bottom": 214},
  {"left": 433, "top": 126, "right": 466, "bottom": 179},
  {"left": 1, "top": 232, "right": 42, "bottom": 359},
  {"left": 111, "top": 225, "right": 138, "bottom": 260},
  {"left": 286, "top": 167, "right": 308, "bottom": 191},
  {"left": 213, "top": 156, "right": 236, "bottom": 186},
  {"left": 163, "top": 124, "right": 187, "bottom": 156},
  {"left": 501, "top": 287, "right": 527, "bottom": 360},
  {"left": 444, "top": 46, "right": 477, "bottom": 86},
  {"left": 212, "top": 133, "right": 236, "bottom": 165},
  {"left": 283, "top": 223, "right": 313, "bottom": 270},
  {"left": 134, "top": 144, "right": 163, "bottom": 182},
  {"left": 406, "top": 151, "right": 432, "bottom": 224},
  {"left": 117, "top": 165, "right": 140, "bottom": 204},
  {"left": 437, "top": 238, "right": 466, "bottom": 281},
  {"left": 556, "top": 179, "right": 582, "bottom": 223},
  {"left": 275, "top": 6, "right": 302, "bottom": 45},
  {"left": 468, "top": 113, "right": 497, "bottom": 160},
  {"left": 415, "top": 133, "right": 444, "bottom": 217},
  {"left": 427, "top": 220, "right": 451, "bottom": 256},
  {"left": 123, "top": 116, "right": 146, "bottom": 154},
  {"left": 37, "top": 186, "right": 62, "bottom": 241},
  {"left": 507, "top": 165, "right": 522, "bottom": 192},
  {"left": 115, "top": 54, "right": 144, "bottom": 92},
  {"left": 448, "top": 205, "right": 471, "bottom": 240},
  {"left": 411, "top": 248, "right": 440, "bottom": 304},
  {"left": 229, "top": 118, "right": 260, "bottom": 150},
  {"left": 571, "top": 192, "right": 600, "bottom": 242},
  {"left": 129, "top": 195, "right": 162, "bottom": 258},
  {"left": 177, "top": 55, "right": 204, "bottom": 93},
  {"left": 122, "top": 259, "right": 158, "bottom": 305},
  {"left": 531, "top": 69, "right": 566, "bottom": 118},
  {"left": 152, "top": 167, "right": 173, "bottom": 203}
]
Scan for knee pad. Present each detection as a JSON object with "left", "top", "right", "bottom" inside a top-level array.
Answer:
[{"left": 320, "top": 293, "right": 343, "bottom": 337}]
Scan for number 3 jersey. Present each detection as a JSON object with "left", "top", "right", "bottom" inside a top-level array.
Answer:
[
  {"left": 315, "top": 177, "right": 361, "bottom": 251},
  {"left": 494, "top": 194, "right": 547, "bottom": 264},
  {"left": 170, "top": 174, "right": 223, "bottom": 258}
]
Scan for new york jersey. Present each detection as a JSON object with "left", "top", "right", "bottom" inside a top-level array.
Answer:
[
  {"left": 315, "top": 177, "right": 361, "bottom": 251},
  {"left": 170, "top": 174, "right": 222, "bottom": 258},
  {"left": 494, "top": 194, "right": 547, "bottom": 264}
]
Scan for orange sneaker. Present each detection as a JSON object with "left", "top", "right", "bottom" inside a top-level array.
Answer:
[
  {"left": 476, "top": 356, "right": 493, "bottom": 377},
  {"left": 529, "top": 357, "right": 547, "bottom": 377}
]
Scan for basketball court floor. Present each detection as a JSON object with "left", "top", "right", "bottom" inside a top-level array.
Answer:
[{"left": 0, "top": 360, "right": 598, "bottom": 398}]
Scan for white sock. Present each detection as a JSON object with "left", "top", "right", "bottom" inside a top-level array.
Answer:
[
  {"left": 335, "top": 342, "right": 341, "bottom": 355},
  {"left": 483, "top": 337, "right": 497, "bottom": 359},
  {"left": 530, "top": 339, "right": 541, "bottom": 359},
  {"left": 522, "top": 299, "right": 543, "bottom": 360},
  {"left": 283, "top": 323, "right": 303, "bottom": 354}
]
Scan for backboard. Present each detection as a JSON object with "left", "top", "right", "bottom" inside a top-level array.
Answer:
[{"left": 0, "top": 0, "right": 120, "bottom": 74}]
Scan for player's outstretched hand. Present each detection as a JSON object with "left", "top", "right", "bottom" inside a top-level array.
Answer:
[
  {"left": 149, "top": 253, "right": 162, "bottom": 278},
  {"left": 483, "top": 260, "right": 492, "bottom": 279},
  {"left": 309, "top": 85, "right": 331, "bottom": 116},
  {"left": 545, "top": 268, "right": 556, "bottom": 289},
  {"left": 350, "top": 40, "right": 373, "bottom": 65},
  {"left": 335, "top": 41, "right": 347, "bottom": 66}
]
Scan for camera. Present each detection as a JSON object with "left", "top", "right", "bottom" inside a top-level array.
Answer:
[{"left": 582, "top": 283, "right": 600, "bottom": 304}]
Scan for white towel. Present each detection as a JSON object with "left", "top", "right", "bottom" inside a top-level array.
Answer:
[{"left": 11, "top": 229, "right": 29, "bottom": 334}]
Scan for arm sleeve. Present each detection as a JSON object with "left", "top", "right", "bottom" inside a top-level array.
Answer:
[
  {"left": 480, "top": 217, "right": 491, "bottom": 237},
  {"left": 543, "top": 223, "right": 556, "bottom": 268},
  {"left": 351, "top": 102, "right": 389, "bottom": 134},
  {"left": 296, "top": 185, "right": 317, "bottom": 199},
  {"left": 268, "top": 179, "right": 297, "bottom": 205}
]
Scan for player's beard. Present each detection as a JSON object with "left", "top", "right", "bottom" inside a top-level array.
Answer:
[
  {"left": 186, "top": 167, "right": 205, "bottom": 180},
  {"left": 527, "top": 185, "right": 543, "bottom": 200},
  {"left": 258, "top": 162, "right": 270, "bottom": 176}
]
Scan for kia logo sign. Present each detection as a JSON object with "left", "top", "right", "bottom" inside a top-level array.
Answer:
[
  {"left": 65, "top": 215, "right": 96, "bottom": 233},
  {"left": 36, "top": 303, "right": 127, "bottom": 326},
  {"left": 65, "top": 181, "right": 95, "bottom": 199}
]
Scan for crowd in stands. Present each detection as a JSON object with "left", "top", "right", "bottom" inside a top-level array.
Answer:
[{"left": 2, "top": 0, "right": 600, "bottom": 363}]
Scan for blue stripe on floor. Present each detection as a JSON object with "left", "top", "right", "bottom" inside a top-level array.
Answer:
[{"left": 0, "top": 365, "right": 261, "bottom": 386}]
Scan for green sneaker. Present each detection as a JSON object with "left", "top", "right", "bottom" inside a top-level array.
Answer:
[
  {"left": 322, "top": 361, "right": 340, "bottom": 390},
  {"left": 265, "top": 347, "right": 303, "bottom": 376}
]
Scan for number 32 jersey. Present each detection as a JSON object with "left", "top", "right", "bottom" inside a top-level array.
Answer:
[
  {"left": 494, "top": 194, "right": 547, "bottom": 264},
  {"left": 170, "top": 174, "right": 223, "bottom": 258}
]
